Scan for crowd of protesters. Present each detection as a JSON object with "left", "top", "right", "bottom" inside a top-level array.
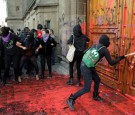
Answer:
[
  {"left": 0, "top": 24, "right": 57, "bottom": 86},
  {"left": 0, "top": 23, "right": 127, "bottom": 111}
]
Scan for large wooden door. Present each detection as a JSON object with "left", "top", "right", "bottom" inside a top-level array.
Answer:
[{"left": 87, "top": 0, "right": 135, "bottom": 96}]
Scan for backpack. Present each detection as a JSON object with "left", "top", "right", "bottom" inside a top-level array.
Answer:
[
  {"left": 36, "top": 30, "right": 42, "bottom": 39},
  {"left": 82, "top": 45, "right": 105, "bottom": 67}
]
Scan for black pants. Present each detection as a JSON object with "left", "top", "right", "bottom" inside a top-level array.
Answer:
[
  {"left": 0, "top": 66, "right": 1, "bottom": 81},
  {"left": 40, "top": 54, "right": 52, "bottom": 75},
  {"left": 19, "top": 55, "right": 39, "bottom": 75},
  {"left": 69, "top": 51, "right": 83, "bottom": 80},
  {"left": 0, "top": 56, "right": 1, "bottom": 80},
  {"left": 73, "top": 62, "right": 100, "bottom": 99},
  {"left": 3, "top": 54, "right": 19, "bottom": 83}
]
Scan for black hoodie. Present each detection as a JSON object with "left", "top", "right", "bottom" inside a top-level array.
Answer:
[
  {"left": 90, "top": 34, "right": 121, "bottom": 66},
  {"left": 67, "top": 25, "right": 89, "bottom": 51}
]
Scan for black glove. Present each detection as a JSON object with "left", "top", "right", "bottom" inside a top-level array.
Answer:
[{"left": 118, "top": 55, "right": 125, "bottom": 60}]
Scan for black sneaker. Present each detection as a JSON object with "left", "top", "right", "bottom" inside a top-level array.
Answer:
[
  {"left": 41, "top": 75, "right": 45, "bottom": 79},
  {"left": 93, "top": 95, "right": 103, "bottom": 101},
  {"left": 67, "top": 78, "right": 73, "bottom": 85},
  {"left": 48, "top": 74, "right": 52, "bottom": 78},
  {"left": 2, "top": 81, "right": 6, "bottom": 86},
  {"left": 67, "top": 98, "right": 75, "bottom": 110}
]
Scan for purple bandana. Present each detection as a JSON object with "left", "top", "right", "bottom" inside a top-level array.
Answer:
[
  {"left": 42, "top": 34, "right": 49, "bottom": 42},
  {"left": 2, "top": 33, "right": 10, "bottom": 42}
]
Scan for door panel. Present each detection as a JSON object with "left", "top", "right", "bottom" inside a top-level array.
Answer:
[{"left": 87, "top": 0, "right": 135, "bottom": 95}]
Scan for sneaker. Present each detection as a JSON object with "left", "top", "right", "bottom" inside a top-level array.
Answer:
[
  {"left": 66, "top": 98, "right": 75, "bottom": 110},
  {"left": 93, "top": 95, "right": 103, "bottom": 101},
  {"left": 18, "top": 76, "right": 22, "bottom": 82},
  {"left": 2, "top": 81, "right": 6, "bottom": 86},
  {"left": 76, "top": 82, "right": 82, "bottom": 86},
  {"left": 47, "top": 74, "right": 52, "bottom": 78},
  {"left": 67, "top": 78, "right": 73, "bottom": 85},
  {"left": 36, "top": 75, "right": 39, "bottom": 80},
  {"left": 93, "top": 92, "right": 103, "bottom": 101},
  {"left": 41, "top": 75, "right": 45, "bottom": 79}
]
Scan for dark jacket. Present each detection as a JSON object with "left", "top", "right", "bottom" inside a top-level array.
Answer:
[
  {"left": 67, "top": 24, "right": 89, "bottom": 52},
  {"left": 39, "top": 36, "right": 57, "bottom": 56},
  {"left": 0, "top": 33, "right": 20, "bottom": 55},
  {"left": 67, "top": 35, "right": 89, "bottom": 52}
]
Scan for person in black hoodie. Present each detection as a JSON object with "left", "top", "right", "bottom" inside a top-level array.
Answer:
[
  {"left": 66, "top": 34, "right": 126, "bottom": 110},
  {"left": 67, "top": 24, "right": 89, "bottom": 86},
  {"left": 18, "top": 32, "right": 40, "bottom": 81},
  {"left": 0, "top": 48, "right": 1, "bottom": 81}
]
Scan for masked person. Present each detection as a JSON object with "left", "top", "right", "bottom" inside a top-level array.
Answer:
[
  {"left": 18, "top": 32, "right": 40, "bottom": 81},
  {"left": 67, "top": 24, "right": 89, "bottom": 86},
  {"left": 67, "top": 34, "right": 125, "bottom": 110},
  {"left": 38, "top": 29, "right": 57, "bottom": 78},
  {"left": 0, "top": 27, "right": 21, "bottom": 86}
]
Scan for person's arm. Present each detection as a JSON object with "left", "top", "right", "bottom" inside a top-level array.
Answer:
[
  {"left": 36, "top": 44, "right": 42, "bottom": 50},
  {"left": 104, "top": 48, "right": 124, "bottom": 65},
  {"left": 50, "top": 38, "right": 57, "bottom": 47},
  {"left": 16, "top": 41, "right": 27, "bottom": 50}
]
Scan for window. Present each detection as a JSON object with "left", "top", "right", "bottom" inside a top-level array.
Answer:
[
  {"left": 45, "top": 20, "right": 50, "bottom": 29},
  {"left": 16, "top": 6, "right": 20, "bottom": 11}
]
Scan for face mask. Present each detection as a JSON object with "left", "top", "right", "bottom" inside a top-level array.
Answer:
[
  {"left": 2, "top": 31, "right": 9, "bottom": 37},
  {"left": 106, "top": 41, "right": 110, "bottom": 47}
]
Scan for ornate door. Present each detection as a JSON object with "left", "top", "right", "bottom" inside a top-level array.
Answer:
[{"left": 87, "top": 0, "right": 135, "bottom": 96}]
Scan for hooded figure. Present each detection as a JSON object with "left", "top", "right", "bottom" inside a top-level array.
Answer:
[
  {"left": 99, "top": 34, "right": 110, "bottom": 47},
  {"left": 66, "top": 34, "right": 125, "bottom": 111},
  {"left": 73, "top": 25, "right": 82, "bottom": 37},
  {"left": 66, "top": 24, "right": 90, "bottom": 86}
]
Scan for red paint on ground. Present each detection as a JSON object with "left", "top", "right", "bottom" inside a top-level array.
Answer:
[{"left": 0, "top": 73, "right": 135, "bottom": 115}]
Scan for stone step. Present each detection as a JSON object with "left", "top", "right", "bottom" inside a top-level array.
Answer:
[{"left": 52, "top": 62, "right": 69, "bottom": 76}]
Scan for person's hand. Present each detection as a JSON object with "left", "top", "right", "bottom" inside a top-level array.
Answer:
[
  {"left": 22, "top": 46, "right": 27, "bottom": 50},
  {"left": 118, "top": 55, "right": 125, "bottom": 60},
  {"left": 39, "top": 45, "right": 42, "bottom": 48},
  {"left": 51, "top": 43, "right": 54, "bottom": 46},
  {"left": 35, "top": 48, "right": 39, "bottom": 54}
]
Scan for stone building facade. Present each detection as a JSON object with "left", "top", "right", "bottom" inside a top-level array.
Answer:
[{"left": 6, "top": 0, "right": 86, "bottom": 58}]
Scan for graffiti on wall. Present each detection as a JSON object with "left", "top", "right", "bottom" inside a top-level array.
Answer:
[{"left": 59, "top": 13, "right": 86, "bottom": 56}]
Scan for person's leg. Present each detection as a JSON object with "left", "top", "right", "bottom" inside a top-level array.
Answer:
[
  {"left": 92, "top": 70, "right": 102, "bottom": 101},
  {"left": 67, "top": 62, "right": 93, "bottom": 110},
  {"left": 30, "top": 56, "right": 39, "bottom": 80},
  {"left": 3, "top": 55, "right": 12, "bottom": 85},
  {"left": 12, "top": 55, "right": 20, "bottom": 82},
  {"left": 67, "top": 58, "right": 76, "bottom": 85},
  {"left": 40, "top": 54, "right": 45, "bottom": 78},
  {"left": 18, "top": 56, "right": 27, "bottom": 82},
  {"left": 51, "top": 47, "right": 55, "bottom": 65},
  {"left": 76, "top": 52, "right": 83, "bottom": 86},
  {"left": 26, "top": 59, "right": 33, "bottom": 75},
  {"left": 0, "top": 57, "right": 1, "bottom": 81},
  {"left": 0, "top": 67, "right": 1, "bottom": 81},
  {"left": 46, "top": 55, "right": 52, "bottom": 77}
]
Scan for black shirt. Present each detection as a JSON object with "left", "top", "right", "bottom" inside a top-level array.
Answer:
[{"left": 0, "top": 33, "right": 20, "bottom": 55}]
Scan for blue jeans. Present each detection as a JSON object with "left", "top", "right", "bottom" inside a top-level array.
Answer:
[{"left": 73, "top": 61, "right": 100, "bottom": 99}]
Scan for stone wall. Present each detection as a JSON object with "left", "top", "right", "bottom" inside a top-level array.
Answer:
[{"left": 6, "top": 0, "right": 86, "bottom": 59}]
